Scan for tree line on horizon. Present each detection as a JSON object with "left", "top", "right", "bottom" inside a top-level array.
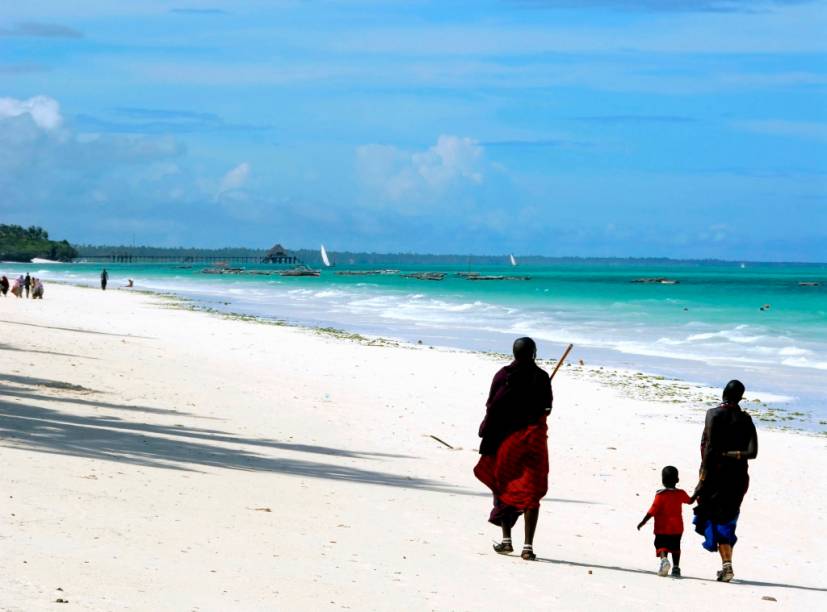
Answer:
[
  {"left": 0, "top": 225, "right": 78, "bottom": 262},
  {"left": 73, "top": 243, "right": 747, "bottom": 266}
]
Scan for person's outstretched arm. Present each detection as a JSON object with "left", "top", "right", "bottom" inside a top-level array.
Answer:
[{"left": 637, "top": 513, "right": 652, "bottom": 530}]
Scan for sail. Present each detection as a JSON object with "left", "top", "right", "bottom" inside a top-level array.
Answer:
[
  {"left": 509, "top": 254, "right": 517, "bottom": 267},
  {"left": 320, "top": 244, "right": 331, "bottom": 267}
]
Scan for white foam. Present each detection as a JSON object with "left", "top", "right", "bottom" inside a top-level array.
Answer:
[
  {"left": 778, "top": 347, "right": 813, "bottom": 357},
  {"left": 314, "top": 290, "right": 346, "bottom": 298},
  {"left": 782, "top": 357, "right": 827, "bottom": 371},
  {"left": 22, "top": 265, "right": 827, "bottom": 396}
]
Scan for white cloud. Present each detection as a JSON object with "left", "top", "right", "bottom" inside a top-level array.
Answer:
[
  {"left": 218, "top": 161, "right": 250, "bottom": 195},
  {"left": 0, "top": 94, "right": 193, "bottom": 226},
  {"left": 414, "top": 135, "right": 483, "bottom": 187},
  {"left": 356, "top": 135, "right": 484, "bottom": 204},
  {"left": 0, "top": 95, "right": 62, "bottom": 130}
]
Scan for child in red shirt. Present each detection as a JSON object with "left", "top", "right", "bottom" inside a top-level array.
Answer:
[{"left": 637, "top": 465, "right": 694, "bottom": 577}]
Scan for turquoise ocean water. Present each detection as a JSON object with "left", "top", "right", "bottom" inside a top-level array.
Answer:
[{"left": 5, "top": 260, "right": 826, "bottom": 426}]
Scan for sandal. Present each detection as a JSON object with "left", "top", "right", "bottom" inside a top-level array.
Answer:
[
  {"left": 521, "top": 546, "right": 536, "bottom": 561},
  {"left": 493, "top": 540, "right": 513, "bottom": 554}
]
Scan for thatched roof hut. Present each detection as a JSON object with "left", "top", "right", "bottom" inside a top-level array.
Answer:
[
  {"left": 262, "top": 243, "right": 297, "bottom": 264},
  {"left": 265, "top": 244, "right": 288, "bottom": 258}
]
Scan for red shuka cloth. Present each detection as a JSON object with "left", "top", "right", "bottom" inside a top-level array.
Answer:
[{"left": 474, "top": 417, "right": 549, "bottom": 512}]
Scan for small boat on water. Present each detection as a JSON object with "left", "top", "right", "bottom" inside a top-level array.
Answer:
[
  {"left": 455, "top": 271, "right": 530, "bottom": 281},
  {"left": 631, "top": 277, "right": 680, "bottom": 285},
  {"left": 798, "top": 281, "right": 821, "bottom": 287},
  {"left": 466, "top": 275, "right": 531, "bottom": 281},
  {"left": 335, "top": 270, "right": 399, "bottom": 276},
  {"left": 202, "top": 267, "right": 244, "bottom": 275},
  {"left": 401, "top": 272, "right": 446, "bottom": 281},
  {"left": 280, "top": 266, "right": 320, "bottom": 277},
  {"left": 509, "top": 254, "right": 518, "bottom": 267}
]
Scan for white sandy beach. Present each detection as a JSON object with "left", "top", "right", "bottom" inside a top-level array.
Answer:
[{"left": 1, "top": 284, "right": 825, "bottom": 611}]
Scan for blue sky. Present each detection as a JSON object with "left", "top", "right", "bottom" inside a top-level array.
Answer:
[{"left": 1, "top": 0, "right": 825, "bottom": 260}]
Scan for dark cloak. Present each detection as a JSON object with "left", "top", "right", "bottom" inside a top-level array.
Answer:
[
  {"left": 477, "top": 361, "right": 552, "bottom": 456},
  {"left": 694, "top": 402, "right": 758, "bottom": 527},
  {"left": 474, "top": 360, "right": 552, "bottom": 527}
]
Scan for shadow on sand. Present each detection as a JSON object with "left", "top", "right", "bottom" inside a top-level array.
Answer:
[
  {"left": 0, "top": 342, "right": 98, "bottom": 360},
  {"left": 0, "top": 319, "right": 154, "bottom": 340},
  {"left": 0, "top": 377, "right": 478, "bottom": 496},
  {"left": 535, "top": 557, "right": 827, "bottom": 592},
  {"left": 0, "top": 373, "right": 599, "bottom": 504}
]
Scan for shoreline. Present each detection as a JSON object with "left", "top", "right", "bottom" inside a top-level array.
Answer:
[
  {"left": 2, "top": 283, "right": 825, "bottom": 610},
  {"left": 13, "top": 260, "right": 827, "bottom": 423},
  {"left": 43, "top": 279, "right": 825, "bottom": 436}
]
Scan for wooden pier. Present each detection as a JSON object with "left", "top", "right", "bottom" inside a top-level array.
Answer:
[
  {"left": 75, "top": 243, "right": 300, "bottom": 265},
  {"left": 75, "top": 254, "right": 299, "bottom": 264}
]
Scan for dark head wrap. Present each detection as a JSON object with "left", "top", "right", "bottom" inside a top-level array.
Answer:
[
  {"left": 512, "top": 337, "right": 537, "bottom": 363},
  {"left": 722, "top": 380, "right": 745, "bottom": 404}
]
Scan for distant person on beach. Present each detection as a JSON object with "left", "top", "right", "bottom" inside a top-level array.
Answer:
[
  {"left": 31, "top": 278, "right": 44, "bottom": 299},
  {"left": 637, "top": 466, "right": 694, "bottom": 577},
  {"left": 11, "top": 276, "right": 24, "bottom": 298},
  {"left": 0, "top": 275, "right": 8, "bottom": 296},
  {"left": 24, "top": 273, "right": 31, "bottom": 298},
  {"left": 692, "top": 380, "right": 758, "bottom": 583},
  {"left": 101, "top": 269, "right": 108, "bottom": 291},
  {"left": 474, "top": 337, "right": 552, "bottom": 561}
]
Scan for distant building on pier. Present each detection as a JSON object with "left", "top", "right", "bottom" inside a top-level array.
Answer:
[{"left": 261, "top": 244, "right": 298, "bottom": 264}]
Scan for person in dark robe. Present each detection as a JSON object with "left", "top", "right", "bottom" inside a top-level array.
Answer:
[
  {"left": 24, "top": 273, "right": 31, "bottom": 298},
  {"left": 473, "top": 337, "right": 552, "bottom": 561},
  {"left": 0, "top": 275, "right": 9, "bottom": 296},
  {"left": 11, "top": 276, "right": 24, "bottom": 298},
  {"left": 101, "top": 269, "right": 108, "bottom": 291},
  {"left": 692, "top": 379, "right": 758, "bottom": 583},
  {"left": 31, "top": 277, "right": 44, "bottom": 299}
]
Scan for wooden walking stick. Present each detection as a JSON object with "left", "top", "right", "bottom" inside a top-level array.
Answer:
[
  {"left": 549, "top": 343, "right": 573, "bottom": 380},
  {"left": 429, "top": 434, "right": 454, "bottom": 449}
]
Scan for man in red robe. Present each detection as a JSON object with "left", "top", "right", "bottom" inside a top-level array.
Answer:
[{"left": 474, "top": 337, "right": 552, "bottom": 561}]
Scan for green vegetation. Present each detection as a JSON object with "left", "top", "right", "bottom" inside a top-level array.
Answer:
[
  {"left": 75, "top": 244, "right": 266, "bottom": 258},
  {"left": 73, "top": 243, "right": 778, "bottom": 266},
  {"left": 0, "top": 225, "right": 78, "bottom": 262}
]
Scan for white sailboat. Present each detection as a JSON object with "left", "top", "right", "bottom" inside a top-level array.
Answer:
[
  {"left": 320, "top": 244, "right": 331, "bottom": 267},
  {"left": 509, "top": 254, "right": 517, "bottom": 267}
]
